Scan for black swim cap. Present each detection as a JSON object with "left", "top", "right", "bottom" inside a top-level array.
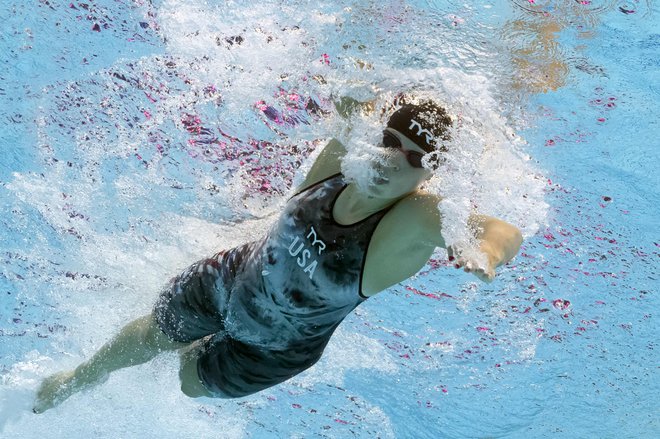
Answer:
[{"left": 386, "top": 100, "right": 452, "bottom": 153}]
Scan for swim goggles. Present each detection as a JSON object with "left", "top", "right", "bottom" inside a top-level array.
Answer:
[{"left": 381, "top": 130, "right": 425, "bottom": 169}]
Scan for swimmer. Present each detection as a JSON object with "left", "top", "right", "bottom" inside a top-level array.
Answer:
[{"left": 33, "top": 99, "right": 523, "bottom": 413}]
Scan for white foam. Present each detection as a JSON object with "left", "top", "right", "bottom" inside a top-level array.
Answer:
[
  {"left": 0, "top": 352, "right": 52, "bottom": 433},
  {"left": 331, "top": 67, "right": 548, "bottom": 248},
  {"left": 297, "top": 327, "right": 399, "bottom": 389}
]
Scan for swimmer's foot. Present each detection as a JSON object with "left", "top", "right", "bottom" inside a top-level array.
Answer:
[{"left": 33, "top": 370, "right": 79, "bottom": 414}]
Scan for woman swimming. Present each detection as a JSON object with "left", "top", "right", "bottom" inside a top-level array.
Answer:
[{"left": 33, "top": 99, "right": 523, "bottom": 412}]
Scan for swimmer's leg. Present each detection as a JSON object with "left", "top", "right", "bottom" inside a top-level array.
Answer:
[
  {"left": 33, "top": 312, "right": 185, "bottom": 413},
  {"left": 178, "top": 345, "right": 214, "bottom": 398}
]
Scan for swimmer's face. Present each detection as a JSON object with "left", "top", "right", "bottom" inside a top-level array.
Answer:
[{"left": 366, "top": 128, "right": 434, "bottom": 198}]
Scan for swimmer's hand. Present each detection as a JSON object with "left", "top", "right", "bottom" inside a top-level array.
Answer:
[
  {"left": 333, "top": 96, "right": 375, "bottom": 119},
  {"left": 447, "top": 245, "right": 496, "bottom": 283},
  {"left": 448, "top": 216, "right": 523, "bottom": 283}
]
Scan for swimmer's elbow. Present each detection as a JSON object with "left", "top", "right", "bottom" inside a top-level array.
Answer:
[
  {"left": 511, "top": 227, "right": 523, "bottom": 253},
  {"left": 515, "top": 228, "right": 523, "bottom": 248},
  {"left": 502, "top": 226, "right": 523, "bottom": 264}
]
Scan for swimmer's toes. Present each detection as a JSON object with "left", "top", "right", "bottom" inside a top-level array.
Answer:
[{"left": 33, "top": 371, "right": 75, "bottom": 414}]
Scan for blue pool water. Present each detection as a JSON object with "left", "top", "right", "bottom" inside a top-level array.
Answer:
[{"left": 1, "top": 1, "right": 658, "bottom": 438}]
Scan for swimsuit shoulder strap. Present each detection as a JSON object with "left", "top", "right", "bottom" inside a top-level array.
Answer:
[{"left": 290, "top": 172, "right": 343, "bottom": 199}]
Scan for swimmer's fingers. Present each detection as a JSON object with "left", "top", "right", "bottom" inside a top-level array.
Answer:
[
  {"left": 451, "top": 255, "right": 469, "bottom": 271},
  {"left": 457, "top": 258, "right": 495, "bottom": 283},
  {"left": 471, "top": 266, "right": 495, "bottom": 283},
  {"left": 448, "top": 245, "right": 495, "bottom": 282},
  {"left": 447, "top": 245, "right": 461, "bottom": 263},
  {"left": 449, "top": 247, "right": 476, "bottom": 269}
]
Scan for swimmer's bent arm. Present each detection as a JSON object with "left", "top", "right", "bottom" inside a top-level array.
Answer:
[{"left": 414, "top": 194, "right": 523, "bottom": 282}]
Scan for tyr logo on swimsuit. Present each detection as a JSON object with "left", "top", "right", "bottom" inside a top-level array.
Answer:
[{"left": 287, "top": 226, "right": 327, "bottom": 280}]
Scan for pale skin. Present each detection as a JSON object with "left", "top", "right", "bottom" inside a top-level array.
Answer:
[{"left": 33, "top": 127, "right": 523, "bottom": 413}]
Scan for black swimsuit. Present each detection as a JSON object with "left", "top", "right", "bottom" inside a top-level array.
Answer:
[{"left": 154, "top": 173, "right": 391, "bottom": 397}]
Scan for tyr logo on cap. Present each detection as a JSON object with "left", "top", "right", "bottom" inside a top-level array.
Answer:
[
  {"left": 386, "top": 100, "right": 452, "bottom": 153},
  {"left": 408, "top": 119, "right": 435, "bottom": 146}
]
